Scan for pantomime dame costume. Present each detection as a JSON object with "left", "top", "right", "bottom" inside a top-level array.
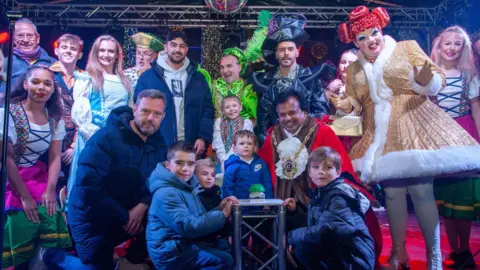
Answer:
[{"left": 337, "top": 6, "right": 480, "bottom": 269}]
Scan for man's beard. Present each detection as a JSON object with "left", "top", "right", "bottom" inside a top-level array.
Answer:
[
  {"left": 279, "top": 57, "right": 295, "bottom": 68},
  {"left": 168, "top": 54, "right": 185, "bottom": 64},
  {"left": 134, "top": 119, "right": 156, "bottom": 137}
]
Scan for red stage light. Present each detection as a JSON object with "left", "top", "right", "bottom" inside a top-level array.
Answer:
[
  {"left": 53, "top": 40, "right": 59, "bottom": 49},
  {"left": 0, "top": 32, "right": 9, "bottom": 44}
]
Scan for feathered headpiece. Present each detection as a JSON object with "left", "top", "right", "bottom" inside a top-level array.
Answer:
[
  {"left": 244, "top": 10, "right": 272, "bottom": 64},
  {"left": 338, "top": 6, "right": 390, "bottom": 44}
]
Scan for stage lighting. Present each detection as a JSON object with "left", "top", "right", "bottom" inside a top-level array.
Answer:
[{"left": 0, "top": 32, "right": 9, "bottom": 44}]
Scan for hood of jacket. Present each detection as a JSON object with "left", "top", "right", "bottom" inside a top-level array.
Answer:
[
  {"left": 106, "top": 105, "right": 133, "bottom": 129},
  {"left": 148, "top": 163, "right": 199, "bottom": 194},
  {"left": 156, "top": 51, "right": 190, "bottom": 75},
  {"left": 224, "top": 153, "right": 260, "bottom": 169},
  {"left": 315, "top": 178, "right": 370, "bottom": 215},
  {"left": 106, "top": 105, "right": 165, "bottom": 147}
]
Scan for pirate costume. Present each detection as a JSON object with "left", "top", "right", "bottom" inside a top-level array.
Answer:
[{"left": 253, "top": 14, "right": 336, "bottom": 144}]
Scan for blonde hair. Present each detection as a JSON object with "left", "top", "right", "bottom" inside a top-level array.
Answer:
[
  {"left": 195, "top": 158, "right": 215, "bottom": 172},
  {"left": 86, "top": 35, "right": 132, "bottom": 93},
  {"left": 56, "top": 33, "right": 84, "bottom": 51},
  {"left": 431, "top": 26, "right": 478, "bottom": 81}
]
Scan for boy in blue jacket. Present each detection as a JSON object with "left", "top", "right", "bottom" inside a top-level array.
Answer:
[
  {"left": 285, "top": 147, "right": 374, "bottom": 270},
  {"left": 222, "top": 130, "right": 274, "bottom": 200},
  {"left": 222, "top": 130, "right": 274, "bottom": 252},
  {"left": 146, "top": 141, "right": 236, "bottom": 270}
]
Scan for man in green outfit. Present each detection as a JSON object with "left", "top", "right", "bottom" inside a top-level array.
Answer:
[{"left": 211, "top": 48, "right": 258, "bottom": 122}]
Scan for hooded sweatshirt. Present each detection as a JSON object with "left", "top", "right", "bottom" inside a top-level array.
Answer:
[
  {"left": 146, "top": 164, "right": 226, "bottom": 269},
  {"left": 156, "top": 51, "right": 190, "bottom": 140}
]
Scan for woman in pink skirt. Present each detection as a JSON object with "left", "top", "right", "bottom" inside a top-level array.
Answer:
[
  {"left": 0, "top": 66, "right": 71, "bottom": 268},
  {"left": 431, "top": 25, "right": 480, "bottom": 268}
]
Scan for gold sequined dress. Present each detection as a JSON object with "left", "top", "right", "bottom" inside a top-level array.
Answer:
[{"left": 345, "top": 36, "right": 480, "bottom": 183}]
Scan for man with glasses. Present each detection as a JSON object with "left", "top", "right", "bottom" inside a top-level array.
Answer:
[
  {"left": 0, "top": 18, "right": 56, "bottom": 93},
  {"left": 124, "top": 32, "right": 164, "bottom": 89}
]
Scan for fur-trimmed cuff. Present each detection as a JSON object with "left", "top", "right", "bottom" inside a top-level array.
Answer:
[{"left": 410, "top": 71, "right": 444, "bottom": 96}]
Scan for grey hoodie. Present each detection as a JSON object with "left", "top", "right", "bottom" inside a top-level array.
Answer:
[{"left": 157, "top": 51, "right": 191, "bottom": 140}]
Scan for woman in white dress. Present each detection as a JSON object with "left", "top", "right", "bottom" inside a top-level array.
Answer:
[{"left": 66, "top": 35, "right": 132, "bottom": 208}]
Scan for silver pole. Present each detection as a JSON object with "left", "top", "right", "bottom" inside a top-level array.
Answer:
[
  {"left": 277, "top": 206, "right": 286, "bottom": 270},
  {"left": 233, "top": 206, "right": 243, "bottom": 270}
]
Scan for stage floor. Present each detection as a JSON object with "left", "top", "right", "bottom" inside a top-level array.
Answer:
[{"left": 376, "top": 209, "right": 480, "bottom": 269}]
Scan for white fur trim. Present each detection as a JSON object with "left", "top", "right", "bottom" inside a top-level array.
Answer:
[
  {"left": 410, "top": 71, "right": 444, "bottom": 96},
  {"left": 356, "top": 35, "right": 396, "bottom": 183},
  {"left": 370, "top": 146, "right": 480, "bottom": 182},
  {"left": 275, "top": 136, "right": 309, "bottom": 179}
]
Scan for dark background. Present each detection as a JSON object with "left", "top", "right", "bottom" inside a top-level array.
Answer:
[{"left": 1, "top": 0, "right": 479, "bottom": 70}]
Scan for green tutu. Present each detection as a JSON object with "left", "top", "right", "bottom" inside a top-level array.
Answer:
[
  {"left": 434, "top": 176, "right": 480, "bottom": 220},
  {"left": 2, "top": 206, "right": 72, "bottom": 268}
]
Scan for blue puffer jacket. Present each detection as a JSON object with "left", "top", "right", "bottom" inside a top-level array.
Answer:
[
  {"left": 0, "top": 47, "right": 56, "bottom": 93},
  {"left": 288, "top": 178, "right": 375, "bottom": 269},
  {"left": 146, "top": 164, "right": 227, "bottom": 270},
  {"left": 134, "top": 57, "right": 214, "bottom": 147},
  {"left": 67, "top": 106, "right": 167, "bottom": 262},
  {"left": 222, "top": 154, "right": 274, "bottom": 200}
]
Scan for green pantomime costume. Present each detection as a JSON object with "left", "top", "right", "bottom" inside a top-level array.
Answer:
[{"left": 211, "top": 48, "right": 258, "bottom": 120}]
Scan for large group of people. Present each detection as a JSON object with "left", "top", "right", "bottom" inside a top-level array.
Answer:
[{"left": 0, "top": 5, "right": 480, "bottom": 270}]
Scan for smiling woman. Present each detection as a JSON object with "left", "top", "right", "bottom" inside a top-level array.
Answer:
[
  {"left": 1, "top": 66, "right": 71, "bottom": 268},
  {"left": 65, "top": 34, "right": 133, "bottom": 211},
  {"left": 430, "top": 26, "right": 480, "bottom": 269}
]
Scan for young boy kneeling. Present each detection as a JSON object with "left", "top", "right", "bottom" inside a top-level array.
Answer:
[
  {"left": 146, "top": 141, "right": 236, "bottom": 270},
  {"left": 286, "top": 147, "right": 374, "bottom": 270}
]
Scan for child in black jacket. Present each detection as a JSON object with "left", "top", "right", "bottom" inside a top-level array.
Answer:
[
  {"left": 285, "top": 147, "right": 375, "bottom": 270},
  {"left": 195, "top": 159, "right": 230, "bottom": 245}
]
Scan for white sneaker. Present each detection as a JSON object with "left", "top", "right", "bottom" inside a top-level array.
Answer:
[{"left": 427, "top": 250, "right": 442, "bottom": 270}]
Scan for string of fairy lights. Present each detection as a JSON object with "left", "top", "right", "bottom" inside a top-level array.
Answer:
[
  {"left": 201, "top": 27, "right": 224, "bottom": 80},
  {"left": 123, "top": 27, "right": 138, "bottom": 69}
]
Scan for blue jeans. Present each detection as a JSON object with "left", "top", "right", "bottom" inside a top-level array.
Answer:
[{"left": 165, "top": 241, "right": 233, "bottom": 270}]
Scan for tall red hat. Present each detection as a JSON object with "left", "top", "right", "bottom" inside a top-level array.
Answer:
[{"left": 338, "top": 6, "right": 390, "bottom": 44}]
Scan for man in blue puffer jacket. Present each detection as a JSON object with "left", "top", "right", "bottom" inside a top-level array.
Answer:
[
  {"left": 68, "top": 90, "right": 168, "bottom": 269},
  {"left": 134, "top": 31, "right": 214, "bottom": 155},
  {"left": 147, "top": 141, "right": 235, "bottom": 270}
]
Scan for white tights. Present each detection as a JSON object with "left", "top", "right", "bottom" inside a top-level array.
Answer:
[{"left": 383, "top": 177, "right": 442, "bottom": 269}]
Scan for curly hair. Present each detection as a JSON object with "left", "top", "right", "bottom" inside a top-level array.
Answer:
[{"left": 10, "top": 66, "right": 63, "bottom": 120}]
